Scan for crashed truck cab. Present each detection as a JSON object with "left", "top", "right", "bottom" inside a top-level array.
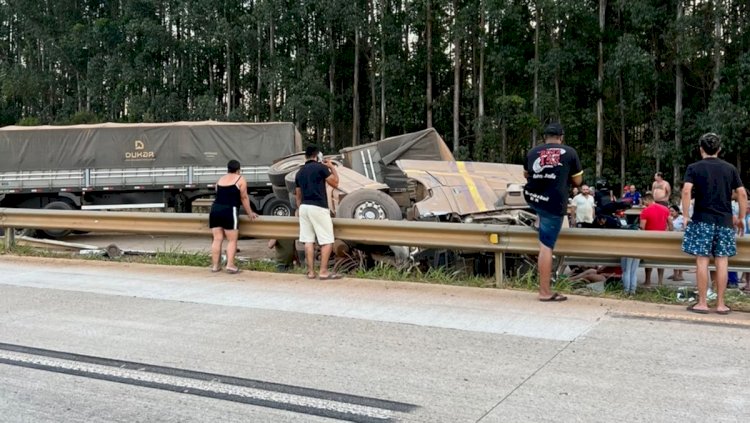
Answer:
[
  {"left": 269, "top": 127, "right": 536, "bottom": 226},
  {"left": 395, "top": 160, "right": 534, "bottom": 225}
]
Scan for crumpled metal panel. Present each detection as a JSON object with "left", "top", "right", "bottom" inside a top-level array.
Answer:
[{"left": 396, "top": 160, "right": 527, "bottom": 218}]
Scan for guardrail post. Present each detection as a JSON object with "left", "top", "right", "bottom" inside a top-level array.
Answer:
[
  {"left": 494, "top": 252, "right": 504, "bottom": 287},
  {"left": 4, "top": 227, "right": 15, "bottom": 250}
]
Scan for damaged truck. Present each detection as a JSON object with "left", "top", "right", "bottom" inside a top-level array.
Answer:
[
  {"left": 268, "top": 128, "right": 537, "bottom": 273},
  {"left": 0, "top": 121, "right": 301, "bottom": 237}
]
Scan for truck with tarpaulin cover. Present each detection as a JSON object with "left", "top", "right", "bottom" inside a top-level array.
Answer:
[{"left": 0, "top": 121, "right": 301, "bottom": 237}]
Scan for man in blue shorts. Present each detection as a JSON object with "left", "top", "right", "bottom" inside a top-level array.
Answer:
[
  {"left": 681, "top": 133, "right": 747, "bottom": 315},
  {"left": 524, "top": 123, "right": 583, "bottom": 302}
]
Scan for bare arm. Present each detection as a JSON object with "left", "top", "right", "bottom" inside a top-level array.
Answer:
[
  {"left": 665, "top": 182, "right": 672, "bottom": 198},
  {"left": 737, "top": 187, "right": 747, "bottom": 237},
  {"left": 681, "top": 182, "right": 693, "bottom": 226},
  {"left": 238, "top": 178, "right": 257, "bottom": 220},
  {"left": 639, "top": 216, "right": 647, "bottom": 230},
  {"left": 570, "top": 172, "right": 583, "bottom": 187},
  {"left": 324, "top": 160, "right": 339, "bottom": 189},
  {"left": 295, "top": 187, "right": 302, "bottom": 209}
]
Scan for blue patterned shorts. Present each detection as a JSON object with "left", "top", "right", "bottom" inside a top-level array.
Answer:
[{"left": 682, "top": 221, "right": 736, "bottom": 257}]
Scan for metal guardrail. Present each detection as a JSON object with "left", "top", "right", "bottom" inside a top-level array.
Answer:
[{"left": 2, "top": 208, "right": 750, "bottom": 285}]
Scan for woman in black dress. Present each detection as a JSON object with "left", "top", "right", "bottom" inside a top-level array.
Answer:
[{"left": 209, "top": 160, "right": 257, "bottom": 273}]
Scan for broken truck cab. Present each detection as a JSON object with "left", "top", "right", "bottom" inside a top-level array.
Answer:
[{"left": 395, "top": 160, "right": 530, "bottom": 224}]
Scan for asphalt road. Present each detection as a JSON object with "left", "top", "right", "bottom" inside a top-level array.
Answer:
[{"left": 1, "top": 256, "right": 748, "bottom": 422}]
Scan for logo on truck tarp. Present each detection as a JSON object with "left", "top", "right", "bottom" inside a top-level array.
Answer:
[{"left": 125, "top": 139, "right": 156, "bottom": 161}]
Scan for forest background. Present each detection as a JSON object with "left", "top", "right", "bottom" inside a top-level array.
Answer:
[{"left": 1, "top": 0, "right": 749, "bottom": 194}]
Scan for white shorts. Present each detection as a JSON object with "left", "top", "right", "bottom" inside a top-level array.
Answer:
[{"left": 299, "top": 204, "right": 335, "bottom": 245}]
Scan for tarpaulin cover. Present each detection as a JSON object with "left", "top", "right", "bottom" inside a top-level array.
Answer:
[
  {"left": 340, "top": 128, "right": 454, "bottom": 189},
  {"left": 0, "top": 121, "right": 302, "bottom": 171}
]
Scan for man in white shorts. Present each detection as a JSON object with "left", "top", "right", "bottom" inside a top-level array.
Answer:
[{"left": 295, "top": 145, "right": 340, "bottom": 280}]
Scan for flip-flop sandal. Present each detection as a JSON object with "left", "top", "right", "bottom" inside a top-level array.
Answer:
[
  {"left": 318, "top": 273, "right": 343, "bottom": 280},
  {"left": 210, "top": 267, "right": 221, "bottom": 273},
  {"left": 716, "top": 308, "right": 732, "bottom": 315},
  {"left": 306, "top": 273, "right": 317, "bottom": 280},
  {"left": 539, "top": 292, "right": 567, "bottom": 302},
  {"left": 687, "top": 303, "right": 709, "bottom": 314},
  {"left": 225, "top": 268, "right": 241, "bottom": 274}
]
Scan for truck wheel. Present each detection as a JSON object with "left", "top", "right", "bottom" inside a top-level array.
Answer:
[
  {"left": 336, "top": 190, "right": 402, "bottom": 221},
  {"left": 40, "top": 201, "right": 74, "bottom": 239},
  {"left": 268, "top": 154, "right": 304, "bottom": 187},
  {"left": 262, "top": 198, "right": 292, "bottom": 216}
]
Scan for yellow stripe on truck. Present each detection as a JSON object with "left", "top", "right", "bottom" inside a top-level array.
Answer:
[{"left": 457, "top": 161, "right": 489, "bottom": 212}]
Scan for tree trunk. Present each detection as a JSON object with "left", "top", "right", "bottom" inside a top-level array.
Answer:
[
  {"left": 501, "top": 79, "right": 507, "bottom": 163},
  {"left": 477, "top": 0, "right": 485, "bottom": 151},
  {"left": 256, "top": 20, "right": 262, "bottom": 122},
  {"left": 596, "top": 0, "right": 607, "bottom": 178},
  {"left": 532, "top": 3, "right": 540, "bottom": 147},
  {"left": 329, "top": 29, "right": 336, "bottom": 148},
  {"left": 674, "top": 0, "right": 684, "bottom": 188},
  {"left": 353, "top": 26, "right": 360, "bottom": 146},
  {"left": 268, "top": 14, "right": 275, "bottom": 121},
  {"left": 618, "top": 72, "right": 626, "bottom": 191},
  {"left": 712, "top": 0, "right": 723, "bottom": 93},
  {"left": 452, "top": 0, "right": 461, "bottom": 152},
  {"left": 367, "top": 0, "right": 378, "bottom": 140},
  {"left": 654, "top": 82, "right": 660, "bottom": 173},
  {"left": 426, "top": 0, "right": 433, "bottom": 128},
  {"left": 226, "top": 39, "right": 232, "bottom": 117},
  {"left": 380, "top": 0, "right": 387, "bottom": 141}
]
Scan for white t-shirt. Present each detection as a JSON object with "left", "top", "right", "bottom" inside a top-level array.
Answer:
[
  {"left": 672, "top": 215, "right": 685, "bottom": 231},
  {"left": 573, "top": 193, "right": 595, "bottom": 223}
]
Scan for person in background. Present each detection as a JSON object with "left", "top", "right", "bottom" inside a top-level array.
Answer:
[
  {"left": 594, "top": 179, "right": 615, "bottom": 213},
  {"left": 667, "top": 205, "right": 686, "bottom": 282},
  {"left": 295, "top": 145, "right": 341, "bottom": 280},
  {"left": 568, "top": 187, "right": 580, "bottom": 226},
  {"left": 572, "top": 184, "right": 596, "bottom": 227},
  {"left": 652, "top": 172, "right": 671, "bottom": 206},
  {"left": 682, "top": 133, "right": 747, "bottom": 315},
  {"left": 640, "top": 194, "right": 672, "bottom": 286},
  {"left": 623, "top": 185, "right": 641, "bottom": 206},
  {"left": 523, "top": 122, "right": 583, "bottom": 302},
  {"left": 209, "top": 159, "right": 258, "bottom": 274}
]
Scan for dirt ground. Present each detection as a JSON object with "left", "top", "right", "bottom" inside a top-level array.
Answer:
[{"left": 64, "top": 233, "right": 276, "bottom": 260}]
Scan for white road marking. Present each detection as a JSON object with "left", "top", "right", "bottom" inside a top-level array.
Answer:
[{"left": 0, "top": 350, "right": 395, "bottom": 421}]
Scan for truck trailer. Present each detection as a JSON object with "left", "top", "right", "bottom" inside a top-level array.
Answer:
[{"left": 0, "top": 121, "right": 301, "bottom": 237}]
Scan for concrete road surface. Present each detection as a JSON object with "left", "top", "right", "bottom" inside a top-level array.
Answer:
[{"left": 0, "top": 256, "right": 748, "bottom": 423}]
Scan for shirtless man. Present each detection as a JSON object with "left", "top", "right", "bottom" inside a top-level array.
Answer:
[{"left": 652, "top": 172, "right": 671, "bottom": 206}]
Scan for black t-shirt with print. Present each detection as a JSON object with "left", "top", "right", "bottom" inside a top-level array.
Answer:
[
  {"left": 523, "top": 143, "right": 583, "bottom": 216},
  {"left": 295, "top": 160, "right": 331, "bottom": 209},
  {"left": 683, "top": 157, "right": 743, "bottom": 228}
]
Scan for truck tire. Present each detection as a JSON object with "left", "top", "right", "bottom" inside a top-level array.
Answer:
[
  {"left": 262, "top": 197, "right": 292, "bottom": 216},
  {"left": 40, "top": 201, "right": 74, "bottom": 239},
  {"left": 336, "top": 190, "right": 402, "bottom": 221},
  {"left": 268, "top": 154, "right": 304, "bottom": 187}
]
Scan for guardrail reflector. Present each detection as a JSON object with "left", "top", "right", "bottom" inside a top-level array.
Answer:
[{"left": 489, "top": 234, "right": 499, "bottom": 244}]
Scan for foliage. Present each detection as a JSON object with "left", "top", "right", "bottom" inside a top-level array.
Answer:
[{"left": 1, "top": 1, "right": 750, "bottom": 182}]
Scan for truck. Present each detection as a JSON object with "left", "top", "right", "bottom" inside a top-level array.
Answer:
[{"left": 0, "top": 121, "right": 301, "bottom": 237}]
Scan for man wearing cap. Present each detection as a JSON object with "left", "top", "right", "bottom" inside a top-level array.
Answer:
[{"left": 523, "top": 123, "right": 583, "bottom": 302}]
